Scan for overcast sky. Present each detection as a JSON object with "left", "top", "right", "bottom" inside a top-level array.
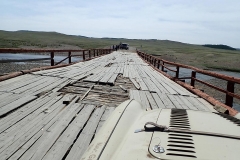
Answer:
[{"left": 1, "top": 0, "right": 240, "bottom": 47}]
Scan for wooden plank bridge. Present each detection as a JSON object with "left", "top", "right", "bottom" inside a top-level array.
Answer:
[{"left": 0, "top": 50, "right": 227, "bottom": 159}]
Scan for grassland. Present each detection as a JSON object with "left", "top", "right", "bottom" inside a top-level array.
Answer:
[{"left": 0, "top": 30, "right": 240, "bottom": 72}]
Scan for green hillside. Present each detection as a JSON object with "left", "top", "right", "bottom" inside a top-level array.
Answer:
[{"left": 0, "top": 30, "right": 240, "bottom": 72}]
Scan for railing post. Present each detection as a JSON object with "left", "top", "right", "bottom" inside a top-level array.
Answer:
[
  {"left": 68, "top": 51, "right": 71, "bottom": 64},
  {"left": 161, "top": 62, "right": 164, "bottom": 71},
  {"left": 157, "top": 59, "right": 160, "bottom": 69},
  {"left": 97, "top": 50, "right": 99, "bottom": 56},
  {"left": 225, "top": 81, "right": 235, "bottom": 107},
  {"left": 89, "top": 50, "right": 91, "bottom": 59},
  {"left": 93, "top": 49, "right": 96, "bottom": 57},
  {"left": 50, "top": 52, "right": 54, "bottom": 66},
  {"left": 154, "top": 58, "right": 157, "bottom": 67},
  {"left": 83, "top": 50, "right": 85, "bottom": 61},
  {"left": 176, "top": 66, "right": 179, "bottom": 78},
  {"left": 191, "top": 71, "right": 196, "bottom": 87}
]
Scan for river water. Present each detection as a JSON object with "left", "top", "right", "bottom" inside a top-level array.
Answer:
[{"left": 0, "top": 53, "right": 82, "bottom": 64}]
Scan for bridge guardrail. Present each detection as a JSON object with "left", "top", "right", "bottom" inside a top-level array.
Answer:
[
  {"left": 0, "top": 48, "right": 113, "bottom": 66},
  {"left": 137, "top": 50, "right": 240, "bottom": 110},
  {"left": 0, "top": 48, "right": 113, "bottom": 82}
]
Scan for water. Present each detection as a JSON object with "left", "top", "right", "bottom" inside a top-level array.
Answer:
[
  {"left": 233, "top": 103, "right": 240, "bottom": 112},
  {"left": 0, "top": 53, "right": 82, "bottom": 64}
]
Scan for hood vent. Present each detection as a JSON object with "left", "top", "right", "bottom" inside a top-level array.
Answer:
[
  {"left": 215, "top": 112, "right": 240, "bottom": 126},
  {"left": 166, "top": 109, "right": 197, "bottom": 158},
  {"left": 170, "top": 109, "right": 191, "bottom": 130}
]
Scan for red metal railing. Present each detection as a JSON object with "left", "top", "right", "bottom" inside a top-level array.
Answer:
[
  {"left": 137, "top": 50, "right": 240, "bottom": 109},
  {"left": 0, "top": 48, "right": 113, "bottom": 66}
]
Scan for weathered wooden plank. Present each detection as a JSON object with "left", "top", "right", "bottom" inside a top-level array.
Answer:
[
  {"left": 0, "top": 74, "right": 39, "bottom": 89},
  {"left": 157, "top": 92, "right": 175, "bottom": 108},
  {"left": 99, "top": 72, "right": 114, "bottom": 83},
  {"left": 0, "top": 93, "right": 60, "bottom": 134},
  {"left": 142, "top": 66, "right": 177, "bottom": 94},
  {"left": 12, "top": 76, "right": 52, "bottom": 94},
  {"left": 144, "top": 91, "right": 157, "bottom": 109},
  {"left": 41, "top": 104, "right": 96, "bottom": 160},
  {"left": 130, "top": 78, "right": 140, "bottom": 90},
  {"left": 84, "top": 71, "right": 105, "bottom": 83},
  {"left": 7, "top": 96, "right": 80, "bottom": 160},
  {"left": 123, "top": 64, "right": 128, "bottom": 77},
  {"left": 188, "top": 97, "right": 211, "bottom": 111},
  {"left": 177, "top": 95, "right": 198, "bottom": 110},
  {"left": 167, "top": 94, "right": 183, "bottom": 109},
  {"left": 130, "top": 90, "right": 141, "bottom": 103},
  {"left": 185, "top": 96, "right": 209, "bottom": 111},
  {"left": 0, "top": 95, "right": 74, "bottom": 158},
  {"left": 196, "top": 98, "right": 216, "bottom": 112},
  {"left": 0, "top": 94, "right": 22, "bottom": 108},
  {"left": 173, "top": 95, "right": 191, "bottom": 109},
  {"left": 52, "top": 79, "right": 72, "bottom": 92},
  {"left": 0, "top": 95, "right": 37, "bottom": 117},
  {"left": 141, "top": 68, "right": 170, "bottom": 93},
  {"left": 139, "top": 91, "right": 151, "bottom": 110},
  {"left": 95, "top": 107, "right": 115, "bottom": 133},
  {"left": 22, "top": 77, "right": 68, "bottom": 95},
  {"left": 66, "top": 106, "right": 106, "bottom": 160},
  {"left": 107, "top": 73, "right": 118, "bottom": 84},
  {"left": 151, "top": 93, "right": 165, "bottom": 108},
  {"left": 80, "top": 85, "right": 94, "bottom": 101}
]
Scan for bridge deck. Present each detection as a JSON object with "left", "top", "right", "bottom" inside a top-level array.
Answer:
[{"left": 0, "top": 51, "right": 216, "bottom": 159}]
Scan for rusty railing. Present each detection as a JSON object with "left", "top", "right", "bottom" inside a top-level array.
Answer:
[
  {"left": 137, "top": 50, "right": 240, "bottom": 109},
  {"left": 0, "top": 48, "right": 113, "bottom": 66}
]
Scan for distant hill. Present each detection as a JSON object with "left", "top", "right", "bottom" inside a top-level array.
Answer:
[
  {"left": 203, "top": 44, "right": 236, "bottom": 51},
  {"left": 0, "top": 30, "right": 196, "bottom": 49}
]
